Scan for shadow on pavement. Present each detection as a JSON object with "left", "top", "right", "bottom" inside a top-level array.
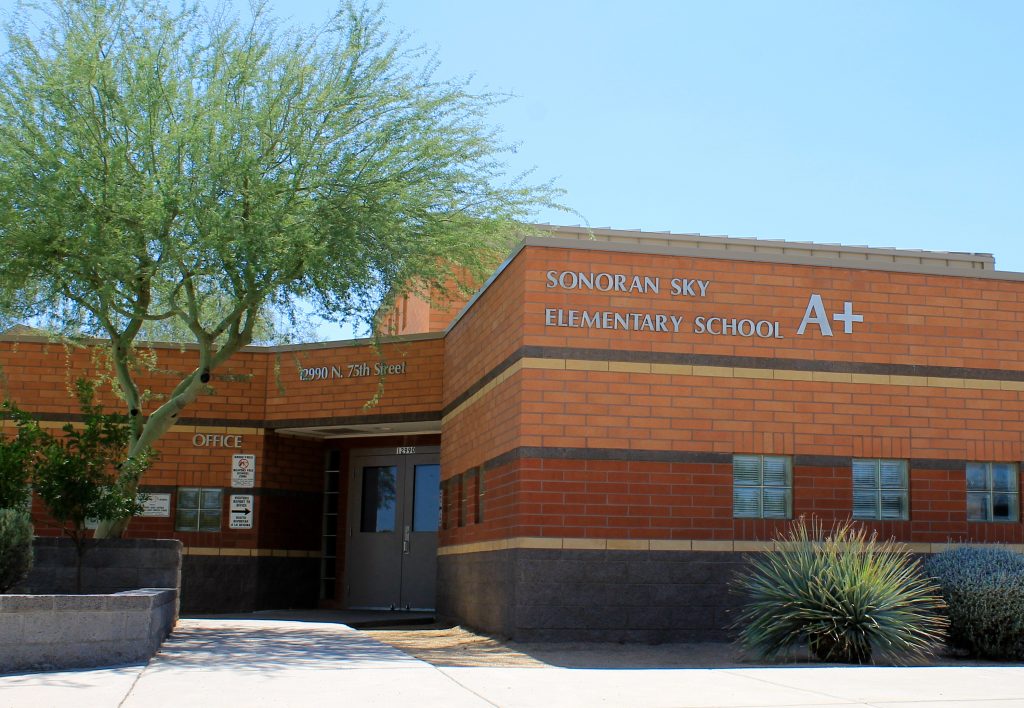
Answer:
[
  {"left": 364, "top": 621, "right": 1024, "bottom": 671},
  {"left": 150, "top": 620, "right": 423, "bottom": 672}
]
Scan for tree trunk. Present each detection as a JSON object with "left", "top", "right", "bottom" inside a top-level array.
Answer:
[
  {"left": 95, "top": 371, "right": 210, "bottom": 539},
  {"left": 94, "top": 517, "right": 129, "bottom": 539}
]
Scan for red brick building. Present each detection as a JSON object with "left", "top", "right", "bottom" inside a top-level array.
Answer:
[{"left": 7, "top": 226, "right": 1024, "bottom": 640}]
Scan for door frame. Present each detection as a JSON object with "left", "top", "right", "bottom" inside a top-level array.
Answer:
[{"left": 343, "top": 445, "right": 441, "bottom": 610}]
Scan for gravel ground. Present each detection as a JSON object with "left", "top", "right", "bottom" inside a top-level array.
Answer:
[
  {"left": 363, "top": 623, "right": 1019, "bottom": 670},
  {"left": 365, "top": 623, "right": 812, "bottom": 669}
]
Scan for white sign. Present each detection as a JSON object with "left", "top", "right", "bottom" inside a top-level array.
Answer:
[
  {"left": 232, "top": 454, "right": 256, "bottom": 487},
  {"left": 137, "top": 493, "right": 171, "bottom": 517},
  {"left": 396, "top": 446, "right": 416, "bottom": 455},
  {"left": 229, "top": 495, "right": 254, "bottom": 529}
]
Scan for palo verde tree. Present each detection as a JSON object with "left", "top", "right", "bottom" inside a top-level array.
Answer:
[{"left": 0, "top": 0, "right": 560, "bottom": 536}]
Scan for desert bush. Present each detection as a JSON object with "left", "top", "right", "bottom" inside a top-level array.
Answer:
[
  {"left": 0, "top": 508, "right": 33, "bottom": 592},
  {"left": 733, "top": 517, "right": 947, "bottom": 664},
  {"left": 923, "top": 546, "right": 1024, "bottom": 660}
]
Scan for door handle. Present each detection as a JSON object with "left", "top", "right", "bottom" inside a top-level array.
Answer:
[{"left": 403, "top": 525, "right": 411, "bottom": 554}]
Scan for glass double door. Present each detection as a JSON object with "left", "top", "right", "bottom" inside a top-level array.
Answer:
[{"left": 345, "top": 448, "right": 440, "bottom": 610}]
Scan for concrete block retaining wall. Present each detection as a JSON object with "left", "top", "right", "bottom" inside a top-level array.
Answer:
[
  {"left": 0, "top": 589, "right": 177, "bottom": 673},
  {"left": 20, "top": 538, "right": 182, "bottom": 596}
]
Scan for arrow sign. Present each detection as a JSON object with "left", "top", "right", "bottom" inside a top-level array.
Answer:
[{"left": 229, "top": 494, "right": 254, "bottom": 529}]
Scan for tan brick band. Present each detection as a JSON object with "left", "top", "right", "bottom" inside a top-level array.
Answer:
[
  {"left": 182, "top": 547, "right": 320, "bottom": 558},
  {"left": 437, "top": 536, "right": 1024, "bottom": 557},
  {"left": 27, "top": 420, "right": 264, "bottom": 435},
  {"left": 442, "top": 355, "right": 1024, "bottom": 425}
]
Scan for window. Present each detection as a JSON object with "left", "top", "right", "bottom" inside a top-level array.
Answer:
[
  {"left": 360, "top": 466, "right": 397, "bottom": 532},
  {"left": 411, "top": 464, "right": 441, "bottom": 532},
  {"left": 475, "top": 467, "right": 485, "bottom": 524},
  {"left": 852, "top": 459, "right": 908, "bottom": 520},
  {"left": 967, "top": 462, "right": 1019, "bottom": 522},
  {"left": 175, "top": 487, "right": 223, "bottom": 532},
  {"left": 457, "top": 473, "right": 467, "bottom": 527},
  {"left": 733, "top": 455, "right": 791, "bottom": 518}
]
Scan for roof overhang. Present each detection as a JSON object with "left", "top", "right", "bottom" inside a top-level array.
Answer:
[{"left": 273, "top": 418, "right": 441, "bottom": 439}]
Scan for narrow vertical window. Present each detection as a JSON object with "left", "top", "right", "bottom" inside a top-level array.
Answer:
[
  {"left": 457, "top": 473, "right": 467, "bottom": 527},
  {"left": 411, "top": 464, "right": 440, "bottom": 532},
  {"left": 475, "top": 467, "right": 485, "bottom": 524},
  {"left": 733, "top": 455, "right": 791, "bottom": 519},
  {"left": 440, "top": 478, "right": 452, "bottom": 530},
  {"left": 359, "top": 466, "right": 397, "bottom": 532}
]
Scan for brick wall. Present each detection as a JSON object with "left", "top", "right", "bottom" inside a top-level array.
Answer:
[
  {"left": 439, "top": 243, "right": 1024, "bottom": 548},
  {"left": 265, "top": 336, "right": 444, "bottom": 424},
  {"left": 6, "top": 236, "right": 1024, "bottom": 623}
]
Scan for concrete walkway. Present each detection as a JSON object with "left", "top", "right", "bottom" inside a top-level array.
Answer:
[{"left": 3, "top": 618, "right": 1024, "bottom": 707}]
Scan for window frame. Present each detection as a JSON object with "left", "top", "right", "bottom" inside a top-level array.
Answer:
[
  {"left": 732, "top": 454, "right": 792, "bottom": 519},
  {"left": 475, "top": 466, "right": 485, "bottom": 524},
  {"left": 966, "top": 462, "right": 1019, "bottom": 522},
  {"left": 175, "top": 487, "right": 223, "bottom": 532},
  {"left": 852, "top": 458, "right": 909, "bottom": 521}
]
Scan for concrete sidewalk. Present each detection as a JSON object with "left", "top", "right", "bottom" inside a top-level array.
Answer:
[{"left": 3, "top": 618, "right": 1024, "bottom": 708}]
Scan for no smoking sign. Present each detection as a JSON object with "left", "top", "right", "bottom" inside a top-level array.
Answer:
[{"left": 232, "top": 454, "right": 256, "bottom": 488}]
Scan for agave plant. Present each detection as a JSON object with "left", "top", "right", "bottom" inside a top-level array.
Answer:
[{"left": 733, "top": 517, "right": 947, "bottom": 664}]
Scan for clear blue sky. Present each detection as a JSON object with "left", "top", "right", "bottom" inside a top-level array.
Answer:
[
  {"left": 4, "top": 1, "right": 1022, "bottom": 339},
  {"left": 244, "top": 0, "right": 1024, "bottom": 271}
]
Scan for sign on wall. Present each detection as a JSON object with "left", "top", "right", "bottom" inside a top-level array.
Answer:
[
  {"left": 232, "top": 454, "right": 256, "bottom": 488},
  {"left": 136, "top": 493, "right": 171, "bottom": 517},
  {"left": 542, "top": 269, "right": 864, "bottom": 339},
  {"left": 298, "top": 360, "right": 408, "bottom": 382},
  {"left": 229, "top": 494, "right": 254, "bottom": 529},
  {"left": 192, "top": 433, "right": 243, "bottom": 447}
]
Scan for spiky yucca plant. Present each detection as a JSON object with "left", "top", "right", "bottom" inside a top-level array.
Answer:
[{"left": 733, "top": 517, "right": 947, "bottom": 664}]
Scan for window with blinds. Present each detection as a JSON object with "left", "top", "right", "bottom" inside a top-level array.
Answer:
[
  {"left": 966, "top": 462, "right": 1019, "bottom": 522},
  {"left": 852, "top": 459, "right": 908, "bottom": 520},
  {"left": 733, "top": 455, "right": 791, "bottom": 519}
]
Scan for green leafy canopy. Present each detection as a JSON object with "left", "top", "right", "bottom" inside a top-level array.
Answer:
[
  {"left": 0, "top": 0, "right": 561, "bottom": 533},
  {"left": 0, "top": 402, "right": 47, "bottom": 509},
  {"left": 0, "top": 0, "right": 559, "bottom": 339}
]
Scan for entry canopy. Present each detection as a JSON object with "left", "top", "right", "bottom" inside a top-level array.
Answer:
[{"left": 274, "top": 419, "right": 441, "bottom": 439}]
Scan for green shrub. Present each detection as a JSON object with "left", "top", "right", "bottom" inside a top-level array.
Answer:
[
  {"left": 0, "top": 508, "right": 33, "bottom": 593},
  {"left": 923, "top": 546, "right": 1024, "bottom": 660},
  {"left": 732, "top": 517, "right": 947, "bottom": 664},
  {"left": 0, "top": 402, "right": 46, "bottom": 509},
  {"left": 32, "top": 379, "right": 148, "bottom": 592}
]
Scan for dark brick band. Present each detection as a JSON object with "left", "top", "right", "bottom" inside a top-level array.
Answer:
[
  {"left": 138, "top": 485, "right": 321, "bottom": 499},
  {"left": 472, "top": 447, "right": 975, "bottom": 474}
]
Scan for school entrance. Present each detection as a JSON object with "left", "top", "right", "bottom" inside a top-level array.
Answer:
[{"left": 344, "top": 447, "right": 441, "bottom": 610}]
